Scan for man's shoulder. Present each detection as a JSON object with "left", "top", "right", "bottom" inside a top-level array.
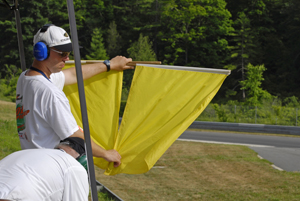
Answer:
[{"left": 50, "top": 71, "right": 64, "bottom": 79}]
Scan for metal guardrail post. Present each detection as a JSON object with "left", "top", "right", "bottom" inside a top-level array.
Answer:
[
  {"left": 296, "top": 108, "right": 298, "bottom": 126},
  {"left": 96, "top": 180, "right": 123, "bottom": 201}
]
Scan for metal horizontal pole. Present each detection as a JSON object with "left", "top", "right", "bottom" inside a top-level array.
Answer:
[{"left": 138, "top": 64, "right": 231, "bottom": 75}]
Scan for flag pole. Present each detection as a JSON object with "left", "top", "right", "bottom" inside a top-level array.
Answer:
[{"left": 65, "top": 0, "right": 98, "bottom": 200}]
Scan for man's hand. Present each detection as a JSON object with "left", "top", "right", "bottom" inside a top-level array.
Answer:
[
  {"left": 110, "top": 56, "right": 133, "bottom": 71},
  {"left": 103, "top": 149, "right": 122, "bottom": 168}
]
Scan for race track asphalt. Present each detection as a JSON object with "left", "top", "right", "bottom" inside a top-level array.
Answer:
[{"left": 179, "top": 130, "right": 300, "bottom": 172}]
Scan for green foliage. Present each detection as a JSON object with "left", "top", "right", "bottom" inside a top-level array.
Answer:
[
  {"left": 106, "top": 21, "right": 122, "bottom": 58},
  {"left": 124, "top": 33, "right": 157, "bottom": 91},
  {"left": 224, "top": 0, "right": 300, "bottom": 100},
  {"left": 127, "top": 33, "right": 157, "bottom": 61},
  {"left": 86, "top": 28, "right": 108, "bottom": 60},
  {"left": 227, "top": 12, "right": 256, "bottom": 69},
  {"left": 97, "top": 191, "right": 115, "bottom": 201},
  {"left": 159, "top": 0, "right": 233, "bottom": 67},
  {"left": 224, "top": 12, "right": 258, "bottom": 100},
  {"left": 112, "top": 0, "right": 160, "bottom": 56},
  {"left": 119, "top": 100, "right": 127, "bottom": 118},
  {"left": 121, "top": 88, "right": 129, "bottom": 101},
  {"left": 0, "top": 64, "right": 22, "bottom": 102},
  {"left": 212, "top": 103, "right": 229, "bottom": 122},
  {"left": 0, "top": 119, "right": 20, "bottom": 160},
  {"left": 283, "top": 96, "right": 300, "bottom": 108},
  {"left": 240, "top": 63, "right": 272, "bottom": 106},
  {"left": 1, "top": 0, "right": 300, "bottom": 104},
  {"left": 197, "top": 95, "right": 300, "bottom": 126}
]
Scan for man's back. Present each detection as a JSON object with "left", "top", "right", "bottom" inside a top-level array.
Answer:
[{"left": 0, "top": 149, "right": 88, "bottom": 201}]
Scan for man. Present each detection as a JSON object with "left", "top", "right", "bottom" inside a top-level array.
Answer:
[
  {"left": 0, "top": 137, "right": 89, "bottom": 201},
  {"left": 16, "top": 24, "right": 132, "bottom": 167}
]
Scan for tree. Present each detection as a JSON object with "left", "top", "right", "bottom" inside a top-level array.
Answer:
[
  {"left": 265, "top": 0, "right": 300, "bottom": 98},
  {"left": 106, "top": 21, "right": 122, "bottom": 58},
  {"left": 124, "top": 33, "right": 157, "bottom": 93},
  {"left": 112, "top": 0, "right": 163, "bottom": 57},
  {"left": 158, "top": 0, "right": 233, "bottom": 67},
  {"left": 85, "top": 28, "right": 108, "bottom": 60},
  {"left": 2, "top": 0, "right": 300, "bottom": 104},
  {"left": 127, "top": 33, "right": 156, "bottom": 61},
  {"left": 240, "top": 63, "right": 272, "bottom": 106},
  {"left": 225, "top": 12, "right": 258, "bottom": 99}
]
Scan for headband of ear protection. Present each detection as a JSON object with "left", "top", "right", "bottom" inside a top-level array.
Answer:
[
  {"left": 59, "top": 137, "right": 88, "bottom": 171},
  {"left": 33, "top": 24, "right": 54, "bottom": 61}
]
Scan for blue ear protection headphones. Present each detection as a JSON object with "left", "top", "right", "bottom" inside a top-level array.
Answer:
[{"left": 33, "top": 24, "right": 54, "bottom": 61}]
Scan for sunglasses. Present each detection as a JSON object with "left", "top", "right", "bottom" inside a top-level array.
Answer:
[{"left": 51, "top": 48, "right": 71, "bottom": 57}]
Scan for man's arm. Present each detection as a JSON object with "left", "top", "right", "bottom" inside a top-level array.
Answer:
[
  {"left": 70, "top": 129, "right": 121, "bottom": 167},
  {"left": 63, "top": 56, "right": 133, "bottom": 86}
]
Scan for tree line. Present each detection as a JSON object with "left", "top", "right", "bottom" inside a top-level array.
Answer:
[{"left": 0, "top": 0, "right": 300, "bottom": 105}]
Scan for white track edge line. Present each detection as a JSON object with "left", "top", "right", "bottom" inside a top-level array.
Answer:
[{"left": 177, "top": 139, "right": 274, "bottom": 148}]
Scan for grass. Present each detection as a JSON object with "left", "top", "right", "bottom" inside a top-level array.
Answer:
[
  {"left": 2, "top": 100, "right": 300, "bottom": 200},
  {"left": 95, "top": 141, "right": 300, "bottom": 201},
  {"left": 0, "top": 100, "right": 20, "bottom": 159},
  {"left": 0, "top": 100, "right": 16, "bottom": 121}
]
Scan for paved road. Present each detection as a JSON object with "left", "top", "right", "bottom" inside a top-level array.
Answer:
[{"left": 179, "top": 130, "right": 300, "bottom": 172}]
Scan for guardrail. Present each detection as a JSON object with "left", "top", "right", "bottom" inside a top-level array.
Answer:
[
  {"left": 96, "top": 180, "right": 123, "bottom": 201},
  {"left": 189, "top": 121, "right": 300, "bottom": 136}
]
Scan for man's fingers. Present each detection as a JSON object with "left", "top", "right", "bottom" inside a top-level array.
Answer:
[
  {"left": 114, "top": 161, "right": 121, "bottom": 168},
  {"left": 124, "top": 65, "right": 135, "bottom": 70}
]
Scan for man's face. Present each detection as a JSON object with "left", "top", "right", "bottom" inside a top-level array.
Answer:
[{"left": 48, "top": 47, "right": 70, "bottom": 73}]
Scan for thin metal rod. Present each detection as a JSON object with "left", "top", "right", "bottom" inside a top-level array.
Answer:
[
  {"left": 137, "top": 64, "right": 231, "bottom": 75},
  {"left": 66, "top": 0, "right": 98, "bottom": 200},
  {"left": 2, "top": 0, "right": 26, "bottom": 71},
  {"left": 14, "top": 0, "right": 26, "bottom": 71},
  {"left": 1, "top": 0, "right": 10, "bottom": 8}
]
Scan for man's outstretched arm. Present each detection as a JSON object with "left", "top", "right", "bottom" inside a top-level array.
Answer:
[{"left": 63, "top": 56, "right": 133, "bottom": 86}]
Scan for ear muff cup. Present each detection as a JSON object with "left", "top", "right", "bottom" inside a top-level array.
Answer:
[{"left": 33, "top": 41, "right": 49, "bottom": 61}]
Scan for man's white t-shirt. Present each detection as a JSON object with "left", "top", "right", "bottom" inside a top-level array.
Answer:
[
  {"left": 0, "top": 149, "right": 89, "bottom": 201},
  {"left": 16, "top": 71, "right": 79, "bottom": 149}
]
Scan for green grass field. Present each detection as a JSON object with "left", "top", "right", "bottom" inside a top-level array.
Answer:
[
  {"left": 0, "top": 100, "right": 21, "bottom": 158},
  {"left": 2, "top": 100, "right": 300, "bottom": 200}
]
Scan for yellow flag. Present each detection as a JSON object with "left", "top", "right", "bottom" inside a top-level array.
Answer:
[
  {"left": 63, "top": 62, "right": 229, "bottom": 175},
  {"left": 63, "top": 62, "right": 123, "bottom": 169}
]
